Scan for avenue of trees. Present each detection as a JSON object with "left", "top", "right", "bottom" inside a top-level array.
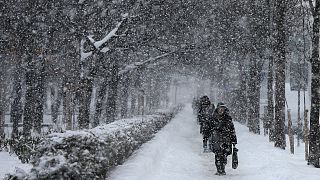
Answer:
[{"left": 0, "top": 0, "right": 319, "bottom": 168}]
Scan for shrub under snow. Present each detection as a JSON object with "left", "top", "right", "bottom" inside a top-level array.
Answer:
[{"left": 5, "top": 106, "right": 182, "bottom": 180}]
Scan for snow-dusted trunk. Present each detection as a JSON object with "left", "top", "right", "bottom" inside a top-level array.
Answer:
[
  {"left": 0, "top": 70, "right": 5, "bottom": 137},
  {"left": 137, "top": 91, "right": 145, "bottom": 115},
  {"left": 78, "top": 78, "right": 93, "bottom": 129},
  {"left": 93, "top": 78, "right": 108, "bottom": 128},
  {"left": 247, "top": 56, "right": 261, "bottom": 134},
  {"left": 10, "top": 64, "right": 24, "bottom": 138},
  {"left": 51, "top": 82, "right": 63, "bottom": 125},
  {"left": 238, "top": 62, "right": 248, "bottom": 124},
  {"left": 162, "top": 78, "right": 171, "bottom": 108},
  {"left": 308, "top": 0, "right": 320, "bottom": 168},
  {"left": 105, "top": 59, "right": 119, "bottom": 123},
  {"left": 267, "top": 56, "right": 275, "bottom": 142},
  {"left": 34, "top": 60, "right": 45, "bottom": 134},
  {"left": 120, "top": 76, "right": 129, "bottom": 118},
  {"left": 274, "top": 0, "right": 287, "bottom": 149},
  {"left": 267, "top": 0, "right": 275, "bottom": 142},
  {"left": 151, "top": 78, "right": 161, "bottom": 111},
  {"left": 145, "top": 77, "right": 152, "bottom": 114},
  {"left": 23, "top": 56, "right": 34, "bottom": 137},
  {"left": 63, "top": 81, "right": 74, "bottom": 130},
  {"left": 130, "top": 92, "right": 137, "bottom": 117},
  {"left": 23, "top": 55, "right": 45, "bottom": 136}
]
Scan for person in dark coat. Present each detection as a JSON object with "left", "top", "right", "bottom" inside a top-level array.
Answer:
[
  {"left": 209, "top": 103, "right": 237, "bottom": 175},
  {"left": 197, "top": 95, "right": 212, "bottom": 151}
]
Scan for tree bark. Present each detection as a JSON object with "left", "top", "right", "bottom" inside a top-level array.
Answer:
[
  {"left": 267, "top": 55, "right": 275, "bottom": 141},
  {"left": 33, "top": 59, "right": 45, "bottom": 134},
  {"left": 247, "top": 56, "right": 261, "bottom": 134},
  {"left": 0, "top": 70, "right": 5, "bottom": 137},
  {"left": 23, "top": 55, "right": 37, "bottom": 137},
  {"left": 274, "top": 0, "right": 287, "bottom": 149},
  {"left": 93, "top": 77, "right": 108, "bottom": 128},
  {"left": 308, "top": 0, "right": 320, "bottom": 168},
  {"left": 120, "top": 76, "right": 129, "bottom": 118},
  {"left": 105, "top": 59, "right": 119, "bottom": 123},
  {"left": 267, "top": 0, "right": 275, "bottom": 142},
  {"left": 51, "top": 81, "right": 63, "bottom": 126},
  {"left": 130, "top": 89, "right": 137, "bottom": 117},
  {"left": 78, "top": 77, "right": 93, "bottom": 129},
  {"left": 11, "top": 64, "right": 24, "bottom": 138},
  {"left": 63, "top": 80, "right": 74, "bottom": 130}
]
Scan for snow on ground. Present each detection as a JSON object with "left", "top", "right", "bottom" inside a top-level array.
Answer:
[
  {"left": 0, "top": 152, "right": 32, "bottom": 179},
  {"left": 108, "top": 104, "right": 320, "bottom": 180}
]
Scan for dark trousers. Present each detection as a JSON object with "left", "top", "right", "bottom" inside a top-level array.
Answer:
[
  {"left": 202, "top": 130, "right": 210, "bottom": 148},
  {"left": 215, "top": 152, "right": 227, "bottom": 173}
]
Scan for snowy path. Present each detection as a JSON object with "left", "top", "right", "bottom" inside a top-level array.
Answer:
[
  {"left": 108, "top": 105, "right": 319, "bottom": 180},
  {"left": 0, "top": 152, "right": 32, "bottom": 179}
]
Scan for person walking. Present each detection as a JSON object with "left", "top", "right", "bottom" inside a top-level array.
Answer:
[
  {"left": 209, "top": 103, "right": 237, "bottom": 175},
  {"left": 197, "top": 96, "right": 212, "bottom": 152}
]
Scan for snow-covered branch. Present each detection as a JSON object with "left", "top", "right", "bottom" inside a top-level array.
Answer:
[
  {"left": 89, "top": 13, "right": 128, "bottom": 49},
  {"left": 83, "top": 13, "right": 129, "bottom": 60}
]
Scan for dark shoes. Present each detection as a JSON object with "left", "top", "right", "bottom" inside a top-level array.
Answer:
[
  {"left": 215, "top": 171, "right": 226, "bottom": 176},
  {"left": 215, "top": 165, "right": 226, "bottom": 176}
]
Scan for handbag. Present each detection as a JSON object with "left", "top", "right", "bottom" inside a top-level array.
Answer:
[{"left": 232, "top": 146, "right": 238, "bottom": 169}]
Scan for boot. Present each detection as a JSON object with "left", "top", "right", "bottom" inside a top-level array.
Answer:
[
  {"left": 220, "top": 164, "right": 226, "bottom": 175},
  {"left": 215, "top": 165, "right": 226, "bottom": 175}
]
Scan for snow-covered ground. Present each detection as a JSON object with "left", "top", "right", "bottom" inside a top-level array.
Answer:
[
  {"left": 108, "top": 104, "right": 320, "bottom": 180},
  {"left": 0, "top": 152, "right": 32, "bottom": 179},
  {"left": 1, "top": 104, "right": 319, "bottom": 180}
]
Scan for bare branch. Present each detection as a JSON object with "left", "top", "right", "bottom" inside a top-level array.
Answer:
[{"left": 118, "top": 52, "right": 173, "bottom": 75}]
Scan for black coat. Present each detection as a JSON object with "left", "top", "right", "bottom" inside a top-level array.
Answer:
[
  {"left": 209, "top": 110, "right": 237, "bottom": 155},
  {"left": 197, "top": 99, "right": 211, "bottom": 123}
]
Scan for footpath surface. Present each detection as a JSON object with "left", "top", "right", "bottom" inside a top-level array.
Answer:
[{"left": 108, "top": 104, "right": 320, "bottom": 180}]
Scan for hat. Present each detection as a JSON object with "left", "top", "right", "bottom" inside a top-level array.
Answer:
[{"left": 217, "top": 102, "right": 225, "bottom": 107}]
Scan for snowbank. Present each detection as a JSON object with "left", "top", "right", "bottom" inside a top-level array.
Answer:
[{"left": 4, "top": 106, "right": 182, "bottom": 180}]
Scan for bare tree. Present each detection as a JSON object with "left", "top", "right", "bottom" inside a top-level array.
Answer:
[
  {"left": 273, "top": 0, "right": 287, "bottom": 149},
  {"left": 308, "top": 0, "right": 320, "bottom": 168}
]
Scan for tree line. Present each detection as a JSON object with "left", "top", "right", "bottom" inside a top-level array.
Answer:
[{"left": 0, "top": 0, "right": 319, "bottom": 168}]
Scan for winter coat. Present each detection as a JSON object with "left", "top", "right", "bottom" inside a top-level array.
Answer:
[
  {"left": 209, "top": 109, "right": 237, "bottom": 155},
  {"left": 197, "top": 97, "right": 211, "bottom": 122}
]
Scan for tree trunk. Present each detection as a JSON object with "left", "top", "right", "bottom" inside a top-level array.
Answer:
[
  {"left": 93, "top": 77, "right": 108, "bottom": 128},
  {"left": 120, "top": 76, "right": 129, "bottom": 118},
  {"left": 23, "top": 55, "right": 37, "bottom": 137},
  {"left": 51, "top": 81, "right": 63, "bottom": 126},
  {"left": 274, "top": 0, "right": 287, "bottom": 149},
  {"left": 137, "top": 90, "right": 145, "bottom": 115},
  {"left": 267, "top": 55, "right": 275, "bottom": 142},
  {"left": 267, "top": 0, "right": 275, "bottom": 142},
  {"left": 151, "top": 77, "right": 161, "bottom": 111},
  {"left": 105, "top": 60, "right": 119, "bottom": 123},
  {"left": 11, "top": 64, "right": 24, "bottom": 138},
  {"left": 0, "top": 70, "right": 5, "bottom": 137},
  {"left": 130, "top": 91, "right": 137, "bottom": 117},
  {"left": 309, "top": 0, "right": 320, "bottom": 167},
  {"left": 78, "top": 78, "right": 93, "bottom": 129},
  {"left": 247, "top": 56, "right": 260, "bottom": 134},
  {"left": 238, "top": 62, "right": 247, "bottom": 124},
  {"left": 33, "top": 59, "right": 45, "bottom": 134},
  {"left": 63, "top": 80, "right": 74, "bottom": 130}
]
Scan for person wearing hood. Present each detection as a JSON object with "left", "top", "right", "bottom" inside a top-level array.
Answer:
[
  {"left": 197, "top": 95, "right": 212, "bottom": 151},
  {"left": 209, "top": 103, "right": 237, "bottom": 175}
]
